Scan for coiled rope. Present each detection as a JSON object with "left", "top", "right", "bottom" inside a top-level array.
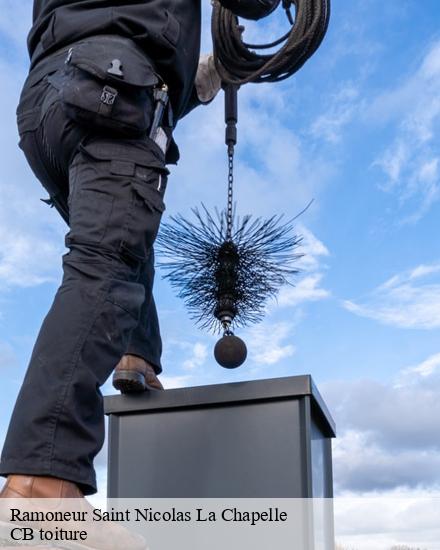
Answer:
[{"left": 211, "top": 0, "right": 331, "bottom": 85}]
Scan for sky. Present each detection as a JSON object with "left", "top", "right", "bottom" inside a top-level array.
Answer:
[{"left": 0, "top": 0, "right": 440, "bottom": 543}]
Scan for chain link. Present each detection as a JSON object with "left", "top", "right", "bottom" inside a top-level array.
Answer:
[{"left": 226, "top": 146, "right": 234, "bottom": 241}]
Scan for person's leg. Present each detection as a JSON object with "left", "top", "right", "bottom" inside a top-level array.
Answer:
[
  {"left": 126, "top": 248, "right": 163, "bottom": 373},
  {"left": 112, "top": 247, "right": 165, "bottom": 392},
  {"left": 0, "top": 121, "right": 168, "bottom": 494}
]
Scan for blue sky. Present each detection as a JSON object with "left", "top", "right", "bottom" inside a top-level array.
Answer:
[{"left": 0, "top": 0, "right": 440, "bottom": 505}]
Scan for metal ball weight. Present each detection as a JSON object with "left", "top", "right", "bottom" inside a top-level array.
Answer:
[{"left": 214, "top": 334, "right": 247, "bottom": 369}]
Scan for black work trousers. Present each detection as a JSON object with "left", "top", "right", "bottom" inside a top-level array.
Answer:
[{"left": 0, "top": 52, "right": 167, "bottom": 495}]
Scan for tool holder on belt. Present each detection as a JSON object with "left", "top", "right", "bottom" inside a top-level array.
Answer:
[{"left": 57, "top": 35, "right": 164, "bottom": 138}]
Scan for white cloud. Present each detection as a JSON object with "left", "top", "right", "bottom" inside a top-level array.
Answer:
[
  {"left": 400, "top": 351, "right": 440, "bottom": 379},
  {"left": 161, "top": 374, "right": 194, "bottom": 389},
  {"left": 296, "top": 224, "right": 330, "bottom": 270},
  {"left": 235, "top": 85, "right": 334, "bottom": 217},
  {"left": 245, "top": 322, "right": 296, "bottom": 365},
  {"left": 278, "top": 273, "right": 329, "bottom": 307},
  {"left": 276, "top": 224, "right": 330, "bottom": 308},
  {"left": 334, "top": 490, "right": 440, "bottom": 550},
  {"left": 332, "top": 429, "right": 440, "bottom": 493},
  {"left": 408, "top": 263, "right": 440, "bottom": 280},
  {"left": 310, "top": 83, "right": 360, "bottom": 144},
  {"left": 343, "top": 262, "right": 440, "bottom": 329},
  {"left": 182, "top": 342, "right": 208, "bottom": 371},
  {"left": 322, "top": 351, "right": 440, "bottom": 495},
  {"left": 371, "top": 40, "right": 440, "bottom": 221}
]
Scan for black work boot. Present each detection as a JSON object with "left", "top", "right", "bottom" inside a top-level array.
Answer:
[{"left": 112, "top": 354, "right": 164, "bottom": 394}]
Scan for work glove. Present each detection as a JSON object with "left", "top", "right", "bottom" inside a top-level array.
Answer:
[{"left": 194, "top": 53, "right": 222, "bottom": 104}]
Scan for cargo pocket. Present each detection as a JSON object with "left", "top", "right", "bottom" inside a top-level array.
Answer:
[
  {"left": 115, "top": 160, "right": 168, "bottom": 263},
  {"left": 72, "top": 138, "right": 169, "bottom": 262},
  {"left": 58, "top": 35, "right": 159, "bottom": 136},
  {"left": 66, "top": 143, "right": 116, "bottom": 247},
  {"left": 68, "top": 187, "right": 114, "bottom": 245},
  {"left": 131, "top": 165, "right": 167, "bottom": 214}
]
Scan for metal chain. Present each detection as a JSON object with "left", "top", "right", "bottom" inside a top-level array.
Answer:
[{"left": 226, "top": 146, "right": 234, "bottom": 241}]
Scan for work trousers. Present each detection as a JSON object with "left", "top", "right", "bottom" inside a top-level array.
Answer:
[{"left": 0, "top": 51, "right": 167, "bottom": 495}]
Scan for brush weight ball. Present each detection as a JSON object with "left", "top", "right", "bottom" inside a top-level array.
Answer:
[{"left": 214, "top": 334, "right": 247, "bottom": 368}]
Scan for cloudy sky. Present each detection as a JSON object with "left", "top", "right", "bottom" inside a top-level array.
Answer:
[{"left": 1, "top": 0, "right": 440, "bottom": 545}]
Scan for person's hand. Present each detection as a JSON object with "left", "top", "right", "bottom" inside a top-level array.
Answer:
[{"left": 194, "top": 53, "right": 222, "bottom": 104}]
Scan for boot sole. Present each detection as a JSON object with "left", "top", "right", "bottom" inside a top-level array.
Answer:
[{"left": 112, "top": 370, "right": 146, "bottom": 394}]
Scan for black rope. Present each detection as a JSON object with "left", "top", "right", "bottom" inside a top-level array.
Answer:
[{"left": 212, "top": 0, "right": 331, "bottom": 85}]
